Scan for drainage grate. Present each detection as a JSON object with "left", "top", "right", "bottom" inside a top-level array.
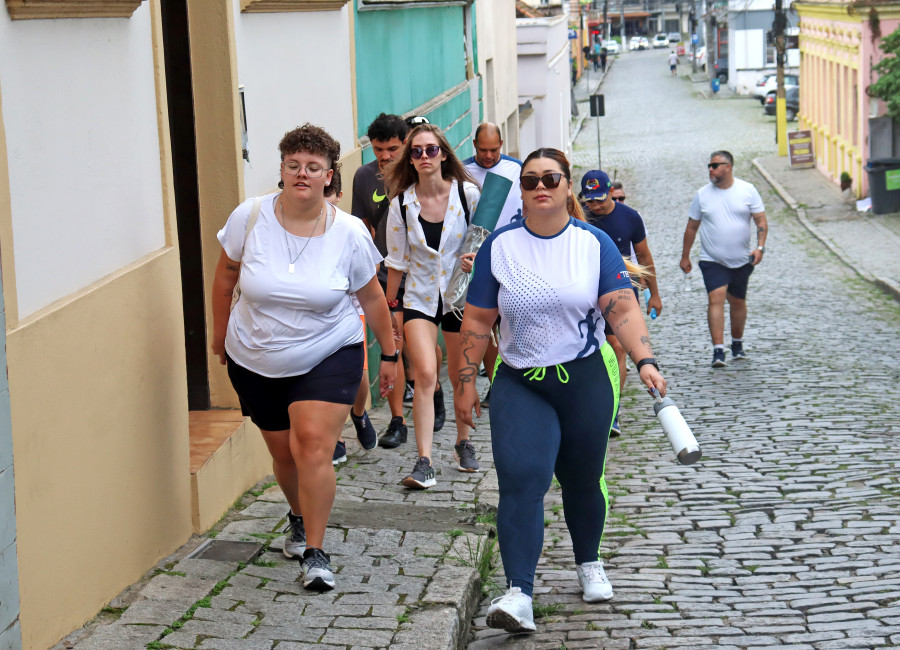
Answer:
[{"left": 187, "top": 539, "right": 264, "bottom": 563}]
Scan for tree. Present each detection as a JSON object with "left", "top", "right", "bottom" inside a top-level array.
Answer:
[{"left": 871, "top": 25, "right": 900, "bottom": 121}]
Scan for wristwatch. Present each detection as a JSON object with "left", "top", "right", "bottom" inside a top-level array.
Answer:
[
  {"left": 381, "top": 351, "right": 399, "bottom": 362},
  {"left": 757, "top": 245, "right": 766, "bottom": 253},
  {"left": 635, "top": 357, "right": 659, "bottom": 372}
]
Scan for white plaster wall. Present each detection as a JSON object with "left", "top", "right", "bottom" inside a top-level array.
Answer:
[
  {"left": 0, "top": 4, "right": 166, "bottom": 319},
  {"left": 233, "top": 5, "right": 355, "bottom": 198},
  {"left": 517, "top": 16, "right": 571, "bottom": 153},
  {"left": 476, "top": 0, "right": 519, "bottom": 133}
]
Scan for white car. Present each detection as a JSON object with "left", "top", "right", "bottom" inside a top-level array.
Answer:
[
  {"left": 629, "top": 36, "right": 649, "bottom": 51},
  {"left": 695, "top": 46, "right": 707, "bottom": 70},
  {"left": 752, "top": 73, "right": 799, "bottom": 104},
  {"left": 602, "top": 39, "right": 620, "bottom": 55},
  {"left": 652, "top": 34, "right": 669, "bottom": 48}
]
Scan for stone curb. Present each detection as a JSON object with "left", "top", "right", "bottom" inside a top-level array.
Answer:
[{"left": 752, "top": 157, "right": 900, "bottom": 303}]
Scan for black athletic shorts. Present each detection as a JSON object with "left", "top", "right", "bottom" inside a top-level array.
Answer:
[
  {"left": 226, "top": 342, "right": 364, "bottom": 431},
  {"left": 698, "top": 261, "right": 754, "bottom": 300},
  {"left": 404, "top": 296, "right": 463, "bottom": 333},
  {"left": 379, "top": 277, "right": 404, "bottom": 307}
]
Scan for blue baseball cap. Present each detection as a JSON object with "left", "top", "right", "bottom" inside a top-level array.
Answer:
[{"left": 581, "top": 170, "right": 612, "bottom": 201}]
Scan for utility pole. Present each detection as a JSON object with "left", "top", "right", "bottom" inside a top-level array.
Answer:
[
  {"left": 620, "top": 0, "right": 626, "bottom": 50},
  {"left": 690, "top": 1, "right": 697, "bottom": 73},
  {"left": 774, "top": 0, "right": 787, "bottom": 155},
  {"left": 603, "top": 0, "right": 609, "bottom": 42}
]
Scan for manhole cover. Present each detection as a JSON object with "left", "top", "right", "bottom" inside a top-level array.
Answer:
[{"left": 190, "top": 540, "right": 263, "bottom": 563}]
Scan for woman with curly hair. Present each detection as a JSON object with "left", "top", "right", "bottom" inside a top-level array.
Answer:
[
  {"left": 382, "top": 123, "right": 481, "bottom": 489},
  {"left": 210, "top": 124, "right": 398, "bottom": 591}
]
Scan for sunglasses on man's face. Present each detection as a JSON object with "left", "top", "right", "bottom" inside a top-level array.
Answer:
[
  {"left": 520, "top": 172, "right": 565, "bottom": 191},
  {"left": 708, "top": 162, "right": 730, "bottom": 169},
  {"left": 410, "top": 144, "right": 442, "bottom": 160},
  {"left": 613, "top": 196, "right": 626, "bottom": 202}
]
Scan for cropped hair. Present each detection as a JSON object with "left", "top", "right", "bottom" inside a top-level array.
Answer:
[
  {"left": 710, "top": 150, "right": 734, "bottom": 165},
  {"left": 367, "top": 113, "right": 409, "bottom": 144},
  {"left": 277, "top": 123, "right": 341, "bottom": 191},
  {"left": 383, "top": 124, "right": 478, "bottom": 200}
]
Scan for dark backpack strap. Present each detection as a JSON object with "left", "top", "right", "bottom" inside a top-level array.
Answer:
[
  {"left": 458, "top": 181, "right": 470, "bottom": 225},
  {"left": 399, "top": 190, "right": 407, "bottom": 225}
]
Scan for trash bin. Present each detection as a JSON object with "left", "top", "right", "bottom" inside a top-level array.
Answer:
[
  {"left": 867, "top": 158, "right": 900, "bottom": 214},
  {"left": 710, "top": 77, "right": 720, "bottom": 93}
]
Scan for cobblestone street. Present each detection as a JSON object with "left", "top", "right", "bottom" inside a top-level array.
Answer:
[{"left": 469, "top": 49, "right": 900, "bottom": 648}]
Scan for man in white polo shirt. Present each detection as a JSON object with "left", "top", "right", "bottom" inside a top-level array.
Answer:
[{"left": 680, "top": 150, "right": 768, "bottom": 368}]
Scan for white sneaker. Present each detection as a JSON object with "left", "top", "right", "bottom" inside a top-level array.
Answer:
[
  {"left": 486, "top": 587, "right": 536, "bottom": 633},
  {"left": 576, "top": 560, "right": 613, "bottom": 602}
]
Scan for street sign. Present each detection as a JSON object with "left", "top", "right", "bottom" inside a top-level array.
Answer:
[
  {"left": 569, "top": 29, "right": 578, "bottom": 40},
  {"left": 788, "top": 130, "right": 815, "bottom": 168},
  {"left": 590, "top": 94, "right": 605, "bottom": 117},
  {"left": 692, "top": 33, "right": 699, "bottom": 43}
]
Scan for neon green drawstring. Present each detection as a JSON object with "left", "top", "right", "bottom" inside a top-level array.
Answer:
[{"left": 523, "top": 364, "right": 569, "bottom": 384}]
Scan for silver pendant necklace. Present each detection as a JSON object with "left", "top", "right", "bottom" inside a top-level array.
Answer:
[{"left": 279, "top": 197, "right": 323, "bottom": 273}]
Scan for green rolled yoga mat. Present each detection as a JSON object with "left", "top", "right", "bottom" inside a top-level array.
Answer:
[{"left": 471, "top": 172, "right": 513, "bottom": 230}]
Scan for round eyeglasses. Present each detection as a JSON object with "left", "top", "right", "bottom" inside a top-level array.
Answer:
[{"left": 282, "top": 162, "right": 327, "bottom": 178}]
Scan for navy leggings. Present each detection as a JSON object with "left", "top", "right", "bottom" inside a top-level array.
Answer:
[{"left": 490, "top": 346, "right": 619, "bottom": 597}]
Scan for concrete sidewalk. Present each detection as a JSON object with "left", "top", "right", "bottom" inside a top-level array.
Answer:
[
  {"left": 754, "top": 154, "right": 900, "bottom": 302},
  {"left": 58, "top": 371, "right": 497, "bottom": 650}
]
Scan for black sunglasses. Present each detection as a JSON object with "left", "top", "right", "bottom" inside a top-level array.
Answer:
[
  {"left": 613, "top": 196, "right": 626, "bottom": 202},
  {"left": 520, "top": 173, "right": 566, "bottom": 191},
  {"left": 410, "top": 144, "right": 442, "bottom": 160},
  {"left": 708, "top": 162, "right": 730, "bottom": 169}
]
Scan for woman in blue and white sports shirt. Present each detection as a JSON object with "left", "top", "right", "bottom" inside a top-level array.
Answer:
[{"left": 455, "top": 148, "right": 667, "bottom": 634}]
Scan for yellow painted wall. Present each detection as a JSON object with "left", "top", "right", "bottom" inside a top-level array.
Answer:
[
  {"left": 0, "top": 3, "right": 194, "bottom": 647},
  {"left": 7, "top": 251, "right": 193, "bottom": 650}
]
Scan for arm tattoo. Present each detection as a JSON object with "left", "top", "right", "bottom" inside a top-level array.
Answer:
[
  {"left": 757, "top": 226, "right": 766, "bottom": 234},
  {"left": 613, "top": 317, "right": 630, "bottom": 333},
  {"left": 640, "top": 335, "right": 650, "bottom": 346},
  {"left": 601, "top": 298, "right": 618, "bottom": 320},
  {"left": 458, "top": 329, "right": 490, "bottom": 386}
]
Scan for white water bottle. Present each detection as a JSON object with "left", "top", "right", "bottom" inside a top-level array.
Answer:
[
  {"left": 683, "top": 271, "right": 693, "bottom": 292},
  {"left": 651, "top": 389, "right": 701, "bottom": 465}
]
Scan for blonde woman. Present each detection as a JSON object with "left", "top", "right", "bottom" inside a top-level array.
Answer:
[{"left": 382, "top": 124, "right": 481, "bottom": 488}]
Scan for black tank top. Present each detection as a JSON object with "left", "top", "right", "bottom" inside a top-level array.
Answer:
[{"left": 418, "top": 216, "right": 443, "bottom": 251}]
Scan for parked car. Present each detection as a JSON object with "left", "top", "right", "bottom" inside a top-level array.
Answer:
[
  {"left": 763, "top": 86, "right": 799, "bottom": 121},
  {"left": 602, "top": 39, "right": 620, "bottom": 54},
  {"left": 629, "top": 36, "right": 649, "bottom": 51},
  {"left": 713, "top": 55, "right": 728, "bottom": 82},
  {"left": 652, "top": 33, "right": 669, "bottom": 48},
  {"left": 752, "top": 73, "right": 799, "bottom": 104},
  {"left": 695, "top": 46, "right": 707, "bottom": 70},
  {"left": 667, "top": 32, "right": 681, "bottom": 43}
]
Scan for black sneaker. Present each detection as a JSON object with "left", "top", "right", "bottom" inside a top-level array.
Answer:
[
  {"left": 378, "top": 416, "right": 408, "bottom": 449},
  {"left": 332, "top": 440, "right": 347, "bottom": 465},
  {"left": 712, "top": 349, "right": 727, "bottom": 368},
  {"left": 282, "top": 512, "right": 306, "bottom": 559},
  {"left": 731, "top": 341, "right": 747, "bottom": 359},
  {"left": 454, "top": 440, "right": 480, "bottom": 472},
  {"left": 480, "top": 387, "right": 491, "bottom": 409},
  {"left": 433, "top": 385, "right": 446, "bottom": 432},
  {"left": 350, "top": 410, "right": 377, "bottom": 450},
  {"left": 403, "top": 383, "right": 415, "bottom": 404},
  {"left": 301, "top": 547, "right": 335, "bottom": 591},
  {"left": 401, "top": 456, "right": 436, "bottom": 489}
]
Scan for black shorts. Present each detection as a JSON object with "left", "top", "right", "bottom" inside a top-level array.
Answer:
[
  {"left": 379, "top": 277, "right": 404, "bottom": 306},
  {"left": 226, "top": 343, "right": 364, "bottom": 431},
  {"left": 404, "top": 296, "right": 463, "bottom": 333},
  {"left": 604, "top": 286, "right": 640, "bottom": 336},
  {"left": 698, "top": 261, "right": 754, "bottom": 299}
]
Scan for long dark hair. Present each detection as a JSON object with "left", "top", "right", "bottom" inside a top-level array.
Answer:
[
  {"left": 521, "top": 148, "right": 585, "bottom": 222},
  {"left": 383, "top": 124, "right": 478, "bottom": 200}
]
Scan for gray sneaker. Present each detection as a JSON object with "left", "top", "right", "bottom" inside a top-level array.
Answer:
[
  {"left": 301, "top": 547, "right": 335, "bottom": 591},
  {"left": 401, "top": 456, "right": 436, "bottom": 489},
  {"left": 282, "top": 512, "right": 306, "bottom": 559},
  {"left": 454, "top": 440, "right": 480, "bottom": 472}
]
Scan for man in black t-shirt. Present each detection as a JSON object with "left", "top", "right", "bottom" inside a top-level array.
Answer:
[{"left": 351, "top": 113, "right": 414, "bottom": 448}]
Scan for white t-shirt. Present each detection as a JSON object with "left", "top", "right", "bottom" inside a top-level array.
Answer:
[
  {"left": 467, "top": 218, "right": 632, "bottom": 369},
  {"left": 688, "top": 178, "right": 765, "bottom": 269},
  {"left": 463, "top": 155, "right": 523, "bottom": 230},
  {"left": 218, "top": 193, "right": 382, "bottom": 378}
]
